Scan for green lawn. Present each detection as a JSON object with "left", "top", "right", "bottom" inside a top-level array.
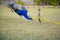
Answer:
[{"left": 0, "top": 6, "right": 60, "bottom": 40}]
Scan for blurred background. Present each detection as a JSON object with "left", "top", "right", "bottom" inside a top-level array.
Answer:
[{"left": 0, "top": 0, "right": 60, "bottom": 6}]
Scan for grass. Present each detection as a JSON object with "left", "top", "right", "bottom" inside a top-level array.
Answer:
[{"left": 0, "top": 6, "right": 60, "bottom": 40}]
